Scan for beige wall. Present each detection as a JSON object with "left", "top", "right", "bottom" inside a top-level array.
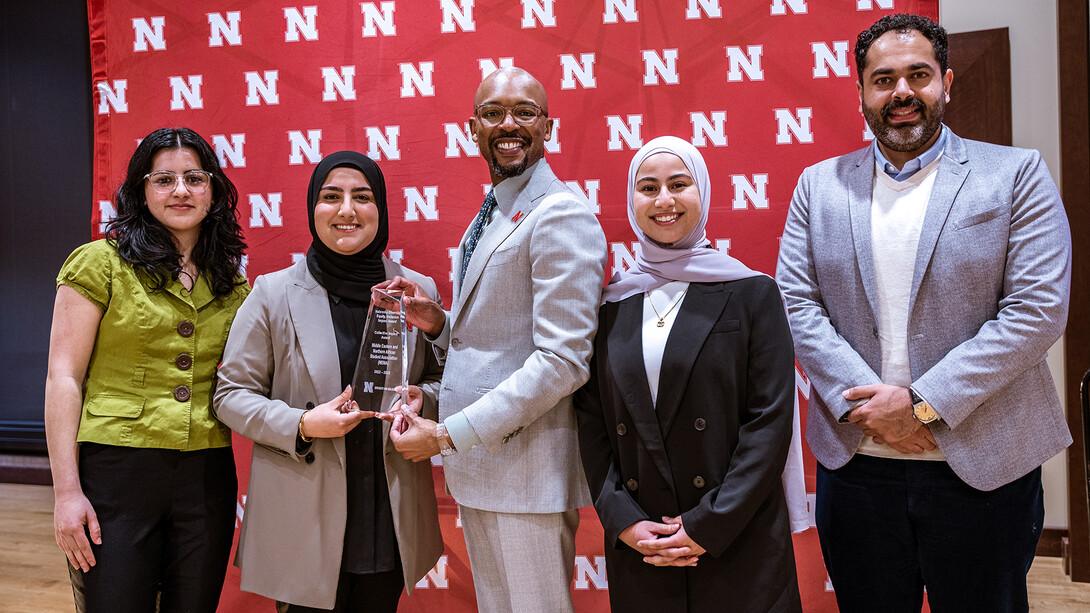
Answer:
[{"left": 940, "top": 0, "right": 1068, "bottom": 528}]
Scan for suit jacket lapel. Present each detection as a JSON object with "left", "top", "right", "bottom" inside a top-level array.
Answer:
[
  {"left": 655, "top": 283, "right": 730, "bottom": 437},
  {"left": 453, "top": 160, "right": 554, "bottom": 323},
  {"left": 910, "top": 132, "right": 969, "bottom": 309},
  {"left": 847, "top": 147, "right": 882, "bottom": 324},
  {"left": 285, "top": 262, "right": 345, "bottom": 461},
  {"left": 606, "top": 295, "right": 673, "bottom": 487}
]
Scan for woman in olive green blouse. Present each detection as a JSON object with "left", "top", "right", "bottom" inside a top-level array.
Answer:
[{"left": 44, "top": 127, "right": 249, "bottom": 613}]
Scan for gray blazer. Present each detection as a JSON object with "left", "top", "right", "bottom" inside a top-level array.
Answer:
[
  {"left": 435, "top": 159, "right": 607, "bottom": 513},
  {"left": 213, "top": 258, "right": 444, "bottom": 609},
  {"left": 775, "top": 130, "right": 1072, "bottom": 492}
]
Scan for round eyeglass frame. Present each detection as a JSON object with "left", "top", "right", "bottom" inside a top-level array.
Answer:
[
  {"left": 473, "top": 103, "right": 547, "bottom": 127},
  {"left": 142, "top": 170, "right": 214, "bottom": 194}
]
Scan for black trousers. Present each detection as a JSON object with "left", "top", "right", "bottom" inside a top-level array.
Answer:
[
  {"left": 73, "top": 443, "right": 237, "bottom": 613},
  {"left": 277, "top": 565, "right": 404, "bottom": 613},
  {"left": 816, "top": 454, "right": 1043, "bottom": 613}
]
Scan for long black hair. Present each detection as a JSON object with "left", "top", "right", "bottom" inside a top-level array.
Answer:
[{"left": 105, "top": 127, "right": 247, "bottom": 297}]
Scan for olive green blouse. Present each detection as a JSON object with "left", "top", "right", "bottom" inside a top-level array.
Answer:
[{"left": 57, "top": 239, "right": 250, "bottom": 450}]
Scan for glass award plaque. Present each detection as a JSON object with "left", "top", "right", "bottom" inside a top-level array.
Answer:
[{"left": 350, "top": 288, "right": 409, "bottom": 414}]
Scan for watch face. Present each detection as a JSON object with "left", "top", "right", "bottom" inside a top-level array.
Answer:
[{"left": 914, "top": 402, "right": 938, "bottom": 423}]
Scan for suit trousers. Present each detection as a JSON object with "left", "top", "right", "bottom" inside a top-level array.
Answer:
[
  {"left": 277, "top": 564, "right": 404, "bottom": 613},
  {"left": 459, "top": 505, "right": 579, "bottom": 613},
  {"left": 816, "top": 454, "right": 1043, "bottom": 613},
  {"left": 73, "top": 443, "right": 237, "bottom": 613}
]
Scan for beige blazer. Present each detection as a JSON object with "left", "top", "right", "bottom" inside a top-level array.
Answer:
[{"left": 214, "top": 258, "right": 444, "bottom": 609}]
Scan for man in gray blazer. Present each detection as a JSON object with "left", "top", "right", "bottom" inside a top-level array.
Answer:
[
  {"left": 378, "top": 67, "right": 607, "bottom": 612},
  {"left": 776, "top": 14, "right": 1071, "bottom": 613}
]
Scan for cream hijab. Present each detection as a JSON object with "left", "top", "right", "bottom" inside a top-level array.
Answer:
[{"left": 601, "top": 135, "right": 761, "bottom": 303}]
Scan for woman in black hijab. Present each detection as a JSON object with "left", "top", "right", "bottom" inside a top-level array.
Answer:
[{"left": 215, "top": 151, "right": 445, "bottom": 612}]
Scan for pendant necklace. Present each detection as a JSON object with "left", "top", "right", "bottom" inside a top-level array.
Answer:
[{"left": 647, "top": 288, "right": 687, "bottom": 327}]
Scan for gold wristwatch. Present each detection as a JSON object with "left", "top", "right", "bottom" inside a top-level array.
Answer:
[{"left": 909, "top": 388, "right": 940, "bottom": 424}]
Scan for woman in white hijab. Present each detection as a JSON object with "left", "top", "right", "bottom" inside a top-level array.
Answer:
[{"left": 575, "top": 136, "right": 803, "bottom": 612}]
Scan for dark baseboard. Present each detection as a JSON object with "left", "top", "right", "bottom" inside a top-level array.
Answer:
[
  {"left": 0, "top": 452, "right": 51, "bottom": 485},
  {"left": 1039, "top": 528, "right": 1066, "bottom": 558}
]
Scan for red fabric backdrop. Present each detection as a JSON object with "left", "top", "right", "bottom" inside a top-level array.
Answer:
[{"left": 86, "top": 1, "right": 938, "bottom": 610}]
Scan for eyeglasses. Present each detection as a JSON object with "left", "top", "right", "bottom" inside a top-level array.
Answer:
[
  {"left": 473, "top": 103, "right": 547, "bottom": 127},
  {"left": 143, "top": 170, "right": 214, "bottom": 194}
]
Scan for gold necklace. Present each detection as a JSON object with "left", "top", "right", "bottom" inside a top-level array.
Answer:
[{"left": 646, "top": 288, "right": 687, "bottom": 327}]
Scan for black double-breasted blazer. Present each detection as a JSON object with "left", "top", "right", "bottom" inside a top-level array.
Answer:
[{"left": 575, "top": 276, "right": 802, "bottom": 613}]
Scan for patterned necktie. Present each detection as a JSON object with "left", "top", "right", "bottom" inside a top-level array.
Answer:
[{"left": 459, "top": 190, "right": 498, "bottom": 286}]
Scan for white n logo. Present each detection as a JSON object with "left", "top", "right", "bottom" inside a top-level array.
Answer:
[
  {"left": 321, "top": 66, "right": 357, "bottom": 101},
  {"left": 208, "top": 12, "right": 241, "bottom": 47},
  {"left": 774, "top": 108, "right": 813, "bottom": 144},
  {"left": 610, "top": 242, "right": 638, "bottom": 276},
  {"left": 565, "top": 180, "right": 600, "bottom": 214},
  {"left": 560, "top": 54, "right": 597, "bottom": 90},
  {"left": 245, "top": 71, "right": 279, "bottom": 106},
  {"left": 213, "top": 133, "right": 246, "bottom": 168},
  {"left": 444, "top": 123, "right": 479, "bottom": 158},
  {"left": 603, "top": 0, "right": 638, "bottom": 24},
  {"left": 366, "top": 126, "right": 401, "bottom": 161},
  {"left": 284, "top": 6, "right": 319, "bottom": 42},
  {"left": 133, "top": 17, "right": 166, "bottom": 52},
  {"left": 441, "top": 0, "right": 475, "bottom": 33},
  {"left": 248, "top": 194, "right": 283, "bottom": 228},
  {"left": 361, "top": 2, "right": 396, "bottom": 37},
  {"left": 288, "top": 130, "right": 322, "bottom": 165},
  {"left": 690, "top": 111, "right": 728, "bottom": 147},
  {"left": 479, "top": 58, "right": 515, "bottom": 79},
  {"left": 96, "top": 80, "right": 128, "bottom": 114},
  {"left": 686, "top": 0, "right": 722, "bottom": 19},
  {"left": 642, "top": 49, "right": 680, "bottom": 85},
  {"left": 169, "top": 75, "right": 203, "bottom": 110},
  {"left": 414, "top": 556, "right": 449, "bottom": 588},
  {"left": 404, "top": 187, "right": 439, "bottom": 222},
  {"left": 400, "top": 62, "right": 435, "bottom": 97},
  {"left": 574, "top": 556, "right": 608, "bottom": 589},
  {"left": 606, "top": 115, "right": 643, "bottom": 151},
  {"left": 521, "top": 0, "right": 556, "bottom": 28},
  {"left": 811, "top": 41, "right": 850, "bottom": 78},
  {"left": 726, "top": 45, "right": 764, "bottom": 81},
  {"left": 731, "top": 174, "right": 769, "bottom": 209},
  {"left": 98, "top": 201, "right": 117, "bottom": 234},
  {"left": 770, "top": 0, "right": 807, "bottom": 15}
]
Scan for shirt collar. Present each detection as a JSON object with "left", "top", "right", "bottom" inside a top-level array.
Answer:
[{"left": 873, "top": 125, "right": 948, "bottom": 182}]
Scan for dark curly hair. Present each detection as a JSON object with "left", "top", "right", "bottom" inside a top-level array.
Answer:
[
  {"left": 855, "top": 13, "right": 948, "bottom": 83},
  {"left": 105, "top": 127, "right": 247, "bottom": 298}
]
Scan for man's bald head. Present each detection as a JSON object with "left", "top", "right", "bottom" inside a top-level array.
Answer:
[
  {"left": 470, "top": 67, "right": 554, "bottom": 185},
  {"left": 475, "top": 67, "right": 549, "bottom": 115}
]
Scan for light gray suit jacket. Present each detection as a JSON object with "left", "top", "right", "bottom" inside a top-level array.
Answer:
[
  {"left": 775, "top": 130, "right": 1072, "bottom": 492},
  {"left": 213, "top": 259, "right": 444, "bottom": 609},
  {"left": 435, "top": 159, "right": 607, "bottom": 513}
]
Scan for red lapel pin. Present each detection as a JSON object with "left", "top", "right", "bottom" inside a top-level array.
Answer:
[{"left": 511, "top": 211, "right": 525, "bottom": 223}]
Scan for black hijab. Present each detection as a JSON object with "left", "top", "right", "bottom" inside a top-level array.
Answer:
[{"left": 305, "top": 151, "right": 389, "bottom": 302}]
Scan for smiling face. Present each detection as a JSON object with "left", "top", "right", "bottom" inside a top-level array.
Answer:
[
  {"left": 471, "top": 68, "right": 554, "bottom": 185},
  {"left": 312, "top": 166, "right": 380, "bottom": 255},
  {"left": 857, "top": 28, "right": 953, "bottom": 169},
  {"left": 144, "top": 147, "right": 212, "bottom": 247},
  {"left": 631, "top": 153, "right": 702, "bottom": 247}
]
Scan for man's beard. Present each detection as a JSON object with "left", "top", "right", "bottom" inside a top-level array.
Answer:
[
  {"left": 864, "top": 94, "right": 944, "bottom": 153},
  {"left": 491, "top": 157, "right": 528, "bottom": 179},
  {"left": 487, "top": 132, "right": 532, "bottom": 178}
]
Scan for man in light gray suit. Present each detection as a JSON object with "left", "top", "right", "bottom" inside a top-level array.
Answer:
[
  {"left": 776, "top": 14, "right": 1071, "bottom": 613},
  {"left": 376, "top": 67, "right": 607, "bottom": 612}
]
